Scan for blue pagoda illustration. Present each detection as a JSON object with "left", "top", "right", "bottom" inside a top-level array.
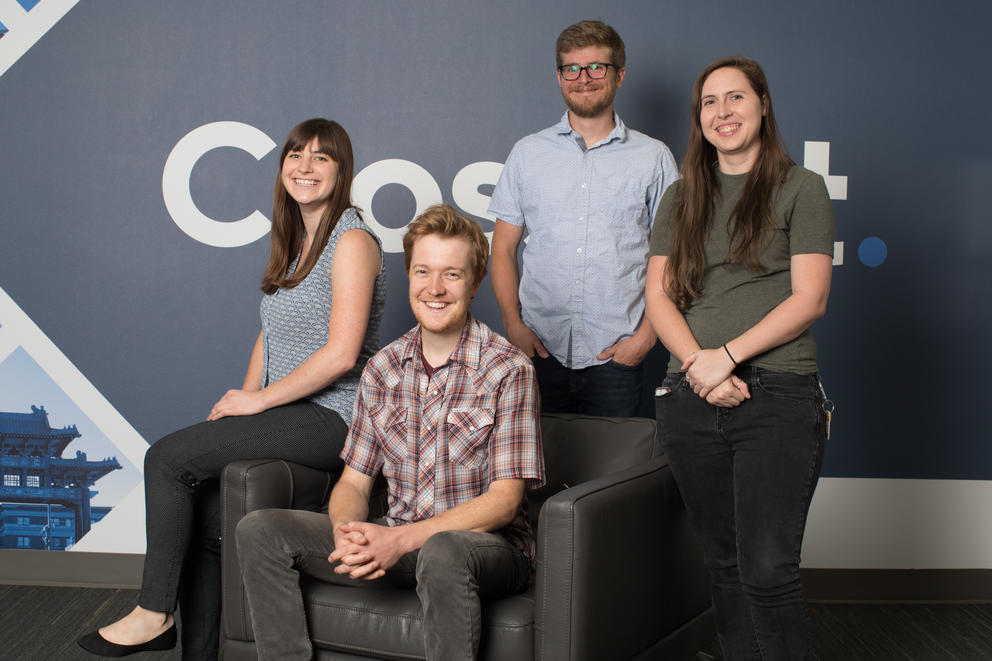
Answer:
[{"left": 0, "top": 405, "right": 121, "bottom": 550}]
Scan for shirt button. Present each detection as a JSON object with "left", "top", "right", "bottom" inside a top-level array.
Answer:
[
  {"left": 579, "top": 216, "right": 584, "bottom": 221},
  {"left": 576, "top": 247, "right": 582, "bottom": 253},
  {"left": 581, "top": 183, "right": 587, "bottom": 189}
]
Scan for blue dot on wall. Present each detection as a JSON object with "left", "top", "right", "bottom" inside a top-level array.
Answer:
[{"left": 858, "top": 237, "right": 887, "bottom": 267}]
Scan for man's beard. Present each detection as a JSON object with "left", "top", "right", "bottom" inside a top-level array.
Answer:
[{"left": 562, "top": 86, "right": 616, "bottom": 119}]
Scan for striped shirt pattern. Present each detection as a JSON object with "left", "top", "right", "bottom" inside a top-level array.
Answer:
[{"left": 342, "top": 317, "right": 545, "bottom": 560}]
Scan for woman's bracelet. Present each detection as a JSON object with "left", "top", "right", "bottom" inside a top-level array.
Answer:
[{"left": 723, "top": 344, "right": 738, "bottom": 366}]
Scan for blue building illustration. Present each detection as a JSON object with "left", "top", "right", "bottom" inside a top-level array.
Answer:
[{"left": 0, "top": 405, "right": 121, "bottom": 550}]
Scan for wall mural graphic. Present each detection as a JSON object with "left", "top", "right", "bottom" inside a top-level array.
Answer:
[
  {"left": 0, "top": 1, "right": 988, "bottom": 567},
  {"left": 0, "top": 288, "right": 146, "bottom": 552},
  {"left": 0, "top": 0, "right": 78, "bottom": 77}
]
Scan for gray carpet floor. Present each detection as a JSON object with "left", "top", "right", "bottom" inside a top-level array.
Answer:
[
  {"left": 0, "top": 585, "right": 180, "bottom": 661},
  {"left": 2, "top": 584, "right": 992, "bottom": 660},
  {"left": 701, "top": 602, "right": 992, "bottom": 660}
]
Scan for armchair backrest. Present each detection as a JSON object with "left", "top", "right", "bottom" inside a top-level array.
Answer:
[
  {"left": 362, "top": 414, "right": 660, "bottom": 532},
  {"left": 527, "top": 413, "right": 660, "bottom": 532}
]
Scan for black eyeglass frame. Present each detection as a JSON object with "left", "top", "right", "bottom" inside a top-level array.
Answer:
[{"left": 557, "top": 62, "right": 616, "bottom": 80}]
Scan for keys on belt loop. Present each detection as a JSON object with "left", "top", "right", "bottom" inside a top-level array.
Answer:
[{"left": 817, "top": 376, "right": 835, "bottom": 439}]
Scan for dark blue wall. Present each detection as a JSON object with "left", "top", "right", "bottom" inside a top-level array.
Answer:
[{"left": 1, "top": 0, "right": 988, "bottom": 490}]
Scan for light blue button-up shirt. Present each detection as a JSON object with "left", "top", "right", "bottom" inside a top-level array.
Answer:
[{"left": 488, "top": 112, "right": 679, "bottom": 368}]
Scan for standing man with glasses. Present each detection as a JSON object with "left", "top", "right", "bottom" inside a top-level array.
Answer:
[{"left": 489, "top": 19, "right": 679, "bottom": 417}]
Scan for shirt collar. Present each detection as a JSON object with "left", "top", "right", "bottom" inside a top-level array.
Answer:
[
  {"left": 447, "top": 315, "right": 482, "bottom": 370},
  {"left": 555, "top": 111, "right": 627, "bottom": 148},
  {"left": 400, "top": 315, "right": 482, "bottom": 371}
]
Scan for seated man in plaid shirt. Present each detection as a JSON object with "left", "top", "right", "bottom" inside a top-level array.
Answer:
[{"left": 236, "top": 203, "right": 545, "bottom": 661}]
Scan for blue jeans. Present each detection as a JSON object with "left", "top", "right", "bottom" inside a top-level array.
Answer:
[
  {"left": 532, "top": 353, "right": 643, "bottom": 417},
  {"left": 655, "top": 366, "right": 826, "bottom": 661}
]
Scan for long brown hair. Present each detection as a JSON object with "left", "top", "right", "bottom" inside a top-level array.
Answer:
[
  {"left": 667, "top": 56, "right": 792, "bottom": 310},
  {"left": 260, "top": 118, "right": 354, "bottom": 294}
]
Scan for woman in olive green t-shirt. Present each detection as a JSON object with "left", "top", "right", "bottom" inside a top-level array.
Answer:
[{"left": 646, "top": 56, "right": 833, "bottom": 661}]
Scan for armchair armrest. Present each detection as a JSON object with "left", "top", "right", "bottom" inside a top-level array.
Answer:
[
  {"left": 220, "top": 459, "right": 338, "bottom": 643},
  {"left": 534, "top": 456, "right": 711, "bottom": 661}
]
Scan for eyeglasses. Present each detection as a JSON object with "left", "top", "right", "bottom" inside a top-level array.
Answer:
[{"left": 557, "top": 62, "right": 615, "bottom": 80}]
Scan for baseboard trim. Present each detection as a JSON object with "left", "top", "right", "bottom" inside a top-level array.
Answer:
[
  {"left": 2, "top": 552, "right": 990, "bottom": 601},
  {"left": 0, "top": 549, "right": 143, "bottom": 589},
  {"left": 803, "top": 568, "right": 992, "bottom": 602}
]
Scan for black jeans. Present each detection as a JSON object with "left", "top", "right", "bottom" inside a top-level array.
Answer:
[
  {"left": 138, "top": 400, "right": 347, "bottom": 660},
  {"left": 655, "top": 366, "right": 826, "bottom": 661},
  {"left": 532, "top": 353, "right": 643, "bottom": 417}
]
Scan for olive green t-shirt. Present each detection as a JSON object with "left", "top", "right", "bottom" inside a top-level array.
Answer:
[{"left": 649, "top": 165, "right": 834, "bottom": 375}]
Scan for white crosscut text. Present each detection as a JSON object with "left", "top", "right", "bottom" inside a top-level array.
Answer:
[
  {"left": 162, "top": 121, "right": 500, "bottom": 251},
  {"left": 163, "top": 123, "right": 845, "bottom": 263}
]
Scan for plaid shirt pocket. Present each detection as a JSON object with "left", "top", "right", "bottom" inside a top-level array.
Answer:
[
  {"left": 445, "top": 408, "right": 495, "bottom": 468},
  {"left": 370, "top": 404, "right": 409, "bottom": 465}
]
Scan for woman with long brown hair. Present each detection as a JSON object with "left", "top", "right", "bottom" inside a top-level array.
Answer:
[
  {"left": 646, "top": 57, "right": 833, "bottom": 660},
  {"left": 78, "top": 118, "right": 386, "bottom": 659}
]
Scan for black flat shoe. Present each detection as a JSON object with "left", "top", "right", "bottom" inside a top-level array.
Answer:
[{"left": 77, "top": 623, "right": 177, "bottom": 657}]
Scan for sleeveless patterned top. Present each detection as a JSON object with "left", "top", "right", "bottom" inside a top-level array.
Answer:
[{"left": 259, "top": 207, "right": 386, "bottom": 424}]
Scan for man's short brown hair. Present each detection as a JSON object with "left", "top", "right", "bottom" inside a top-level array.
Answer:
[
  {"left": 402, "top": 204, "right": 489, "bottom": 288},
  {"left": 555, "top": 20, "right": 625, "bottom": 69}
]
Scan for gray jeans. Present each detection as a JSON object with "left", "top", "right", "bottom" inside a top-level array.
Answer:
[{"left": 236, "top": 509, "right": 531, "bottom": 660}]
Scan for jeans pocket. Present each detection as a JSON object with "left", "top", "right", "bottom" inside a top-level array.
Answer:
[
  {"left": 608, "top": 358, "right": 642, "bottom": 372},
  {"left": 755, "top": 369, "right": 819, "bottom": 403},
  {"left": 657, "top": 372, "right": 686, "bottom": 393},
  {"left": 655, "top": 373, "right": 687, "bottom": 408}
]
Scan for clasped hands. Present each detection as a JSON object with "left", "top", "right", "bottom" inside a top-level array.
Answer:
[
  {"left": 681, "top": 348, "right": 750, "bottom": 408},
  {"left": 328, "top": 521, "right": 407, "bottom": 581}
]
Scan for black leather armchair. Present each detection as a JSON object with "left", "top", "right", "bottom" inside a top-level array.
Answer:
[{"left": 220, "top": 413, "right": 713, "bottom": 660}]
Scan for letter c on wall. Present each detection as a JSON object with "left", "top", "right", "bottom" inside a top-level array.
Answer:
[{"left": 162, "top": 121, "right": 277, "bottom": 248}]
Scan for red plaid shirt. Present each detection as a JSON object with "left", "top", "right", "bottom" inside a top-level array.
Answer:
[{"left": 342, "top": 317, "right": 545, "bottom": 561}]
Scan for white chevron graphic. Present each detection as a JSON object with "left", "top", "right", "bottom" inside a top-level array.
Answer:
[
  {"left": 0, "top": 0, "right": 80, "bottom": 78},
  {"left": 0, "top": 285, "right": 147, "bottom": 552}
]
